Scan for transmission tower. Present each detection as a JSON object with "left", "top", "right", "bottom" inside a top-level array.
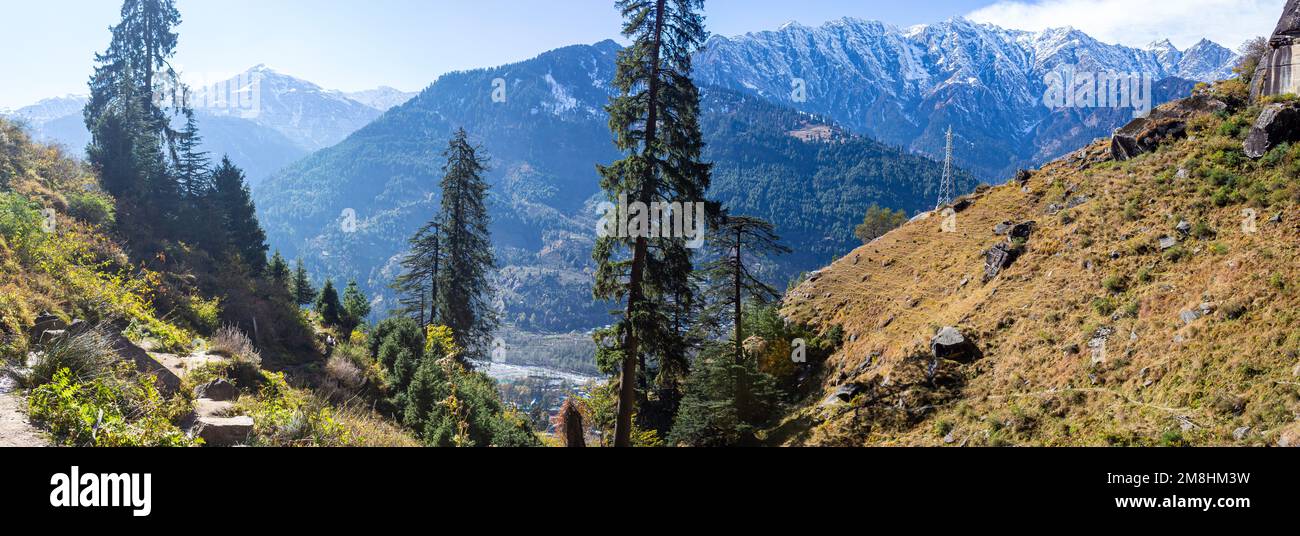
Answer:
[{"left": 937, "top": 126, "right": 955, "bottom": 210}]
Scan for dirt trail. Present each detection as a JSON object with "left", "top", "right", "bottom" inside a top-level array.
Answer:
[{"left": 0, "top": 376, "right": 46, "bottom": 447}]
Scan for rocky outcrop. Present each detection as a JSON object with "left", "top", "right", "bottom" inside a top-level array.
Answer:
[
  {"left": 1251, "top": 0, "right": 1300, "bottom": 100},
  {"left": 1110, "top": 95, "right": 1227, "bottom": 160},
  {"left": 1245, "top": 102, "right": 1300, "bottom": 158}
]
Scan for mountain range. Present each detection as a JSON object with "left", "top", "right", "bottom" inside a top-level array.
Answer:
[
  {"left": 252, "top": 39, "right": 976, "bottom": 340},
  {"left": 4, "top": 17, "right": 1246, "bottom": 370},
  {"left": 694, "top": 17, "right": 1240, "bottom": 179},
  {"left": 0, "top": 67, "right": 416, "bottom": 185}
]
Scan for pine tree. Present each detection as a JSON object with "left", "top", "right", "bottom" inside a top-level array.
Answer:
[
  {"left": 291, "top": 259, "right": 315, "bottom": 307},
  {"left": 392, "top": 221, "right": 441, "bottom": 326},
  {"left": 210, "top": 157, "right": 268, "bottom": 274},
  {"left": 435, "top": 129, "right": 497, "bottom": 357},
  {"left": 84, "top": 0, "right": 185, "bottom": 242},
  {"left": 85, "top": 0, "right": 182, "bottom": 140},
  {"left": 268, "top": 250, "right": 290, "bottom": 288},
  {"left": 341, "top": 279, "right": 372, "bottom": 337},
  {"left": 703, "top": 215, "right": 790, "bottom": 363},
  {"left": 593, "top": 0, "right": 713, "bottom": 447},
  {"left": 176, "top": 105, "right": 211, "bottom": 199},
  {"left": 315, "top": 279, "right": 343, "bottom": 327}
]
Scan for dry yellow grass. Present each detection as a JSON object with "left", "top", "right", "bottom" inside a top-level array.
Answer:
[{"left": 779, "top": 105, "right": 1300, "bottom": 447}]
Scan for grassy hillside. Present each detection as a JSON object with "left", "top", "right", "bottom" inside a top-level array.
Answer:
[
  {"left": 0, "top": 118, "right": 418, "bottom": 447},
  {"left": 776, "top": 84, "right": 1300, "bottom": 447}
]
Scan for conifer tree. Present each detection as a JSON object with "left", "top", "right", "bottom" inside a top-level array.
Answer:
[
  {"left": 435, "top": 129, "right": 497, "bottom": 357},
  {"left": 85, "top": 0, "right": 186, "bottom": 242},
  {"left": 268, "top": 250, "right": 290, "bottom": 288},
  {"left": 392, "top": 221, "right": 441, "bottom": 326},
  {"left": 315, "top": 279, "right": 343, "bottom": 327},
  {"left": 593, "top": 0, "right": 713, "bottom": 447},
  {"left": 703, "top": 215, "right": 790, "bottom": 362},
  {"left": 341, "top": 279, "right": 372, "bottom": 337},
  {"left": 210, "top": 157, "right": 268, "bottom": 274},
  {"left": 291, "top": 259, "right": 315, "bottom": 307},
  {"left": 176, "top": 106, "right": 210, "bottom": 199}
]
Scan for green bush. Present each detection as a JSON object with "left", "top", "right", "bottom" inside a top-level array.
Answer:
[
  {"left": 65, "top": 191, "right": 115, "bottom": 227},
  {"left": 668, "top": 342, "right": 781, "bottom": 447},
  {"left": 28, "top": 365, "right": 196, "bottom": 447}
]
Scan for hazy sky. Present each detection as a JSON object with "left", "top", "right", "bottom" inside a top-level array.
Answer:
[{"left": 0, "top": 0, "right": 1281, "bottom": 109}]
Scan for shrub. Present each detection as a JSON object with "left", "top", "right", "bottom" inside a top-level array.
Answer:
[
  {"left": 1103, "top": 274, "right": 1128, "bottom": 294},
  {"left": 65, "top": 191, "right": 115, "bottom": 227},
  {"left": 668, "top": 343, "right": 781, "bottom": 447},
  {"left": 22, "top": 327, "right": 118, "bottom": 387},
  {"left": 211, "top": 325, "right": 260, "bottom": 366},
  {"left": 237, "top": 371, "right": 351, "bottom": 447},
  {"left": 28, "top": 365, "right": 196, "bottom": 447}
]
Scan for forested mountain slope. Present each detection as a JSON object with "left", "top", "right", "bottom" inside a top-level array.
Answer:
[{"left": 255, "top": 41, "right": 972, "bottom": 336}]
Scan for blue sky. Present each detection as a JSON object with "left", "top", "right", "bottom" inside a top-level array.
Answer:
[{"left": 0, "top": 0, "right": 1280, "bottom": 109}]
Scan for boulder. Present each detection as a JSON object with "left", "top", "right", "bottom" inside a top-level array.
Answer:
[
  {"left": 104, "top": 331, "right": 182, "bottom": 395},
  {"left": 820, "top": 383, "right": 866, "bottom": 408},
  {"left": 1179, "top": 310, "right": 1202, "bottom": 325},
  {"left": 195, "top": 416, "right": 254, "bottom": 447},
  {"left": 1014, "top": 169, "right": 1034, "bottom": 186},
  {"left": 984, "top": 243, "right": 1015, "bottom": 281},
  {"left": 196, "top": 379, "right": 239, "bottom": 402},
  {"left": 1008, "top": 222, "right": 1035, "bottom": 242},
  {"left": 1252, "top": 1, "right": 1300, "bottom": 100},
  {"left": 29, "top": 313, "right": 65, "bottom": 342},
  {"left": 1245, "top": 103, "right": 1300, "bottom": 158},
  {"left": 1158, "top": 236, "right": 1179, "bottom": 250},
  {"left": 931, "top": 327, "right": 980, "bottom": 362},
  {"left": 1111, "top": 96, "right": 1227, "bottom": 160}
]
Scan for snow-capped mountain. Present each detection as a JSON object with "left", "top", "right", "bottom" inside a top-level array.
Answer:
[
  {"left": 344, "top": 87, "right": 418, "bottom": 112},
  {"left": 193, "top": 65, "right": 384, "bottom": 151},
  {"left": 694, "top": 17, "right": 1240, "bottom": 179},
  {"left": 2, "top": 95, "right": 93, "bottom": 152},
  {"left": 6, "top": 67, "right": 409, "bottom": 185}
]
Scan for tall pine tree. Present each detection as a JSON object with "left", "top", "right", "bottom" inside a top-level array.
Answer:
[
  {"left": 85, "top": 0, "right": 185, "bottom": 244},
  {"left": 593, "top": 0, "right": 713, "bottom": 447},
  {"left": 209, "top": 157, "right": 268, "bottom": 274},
  {"left": 435, "top": 129, "right": 497, "bottom": 358},
  {"left": 703, "top": 215, "right": 790, "bottom": 363}
]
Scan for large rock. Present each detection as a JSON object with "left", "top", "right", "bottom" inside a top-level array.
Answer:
[
  {"left": 1245, "top": 103, "right": 1300, "bottom": 158},
  {"left": 104, "top": 331, "right": 182, "bottom": 395},
  {"left": 196, "top": 379, "right": 239, "bottom": 402},
  {"left": 29, "top": 313, "right": 65, "bottom": 342},
  {"left": 1252, "top": 1, "right": 1300, "bottom": 100},
  {"left": 196, "top": 416, "right": 254, "bottom": 447},
  {"left": 931, "top": 327, "right": 980, "bottom": 362},
  {"left": 1110, "top": 96, "right": 1227, "bottom": 160},
  {"left": 984, "top": 243, "right": 1014, "bottom": 281}
]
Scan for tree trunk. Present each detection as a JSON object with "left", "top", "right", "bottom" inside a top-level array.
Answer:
[
  {"left": 734, "top": 226, "right": 743, "bottom": 363},
  {"left": 614, "top": 0, "right": 668, "bottom": 448}
]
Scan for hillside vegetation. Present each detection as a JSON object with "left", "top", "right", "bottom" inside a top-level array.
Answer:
[{"left": 777, "top": 83, "right": 1300, "bottom": 447}]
